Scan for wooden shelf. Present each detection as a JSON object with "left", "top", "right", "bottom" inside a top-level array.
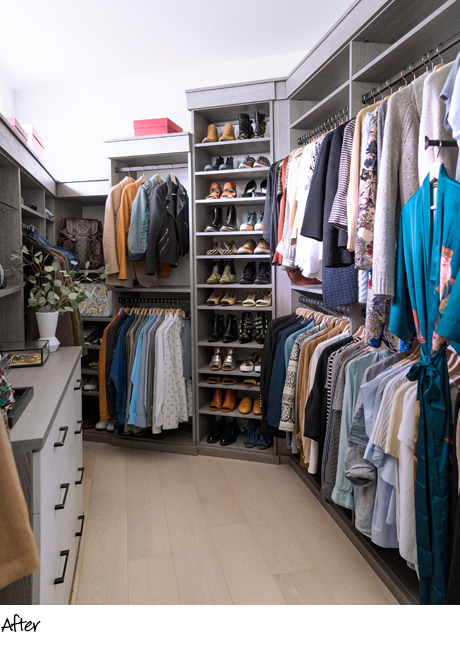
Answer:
[
  {"left": 197, "top": 433, "right": 276, "bottom": 462},
  {"left": 195, "top": 138, "right": 271, "bottom": 156},
  {"left": 198, "top": 364, "right": 261, "bottom": 377},
  {"left": 196, "top": 231, "right": 265, "bottom": 237},
  {"left": 290, "top": 81, "right": 350, "bottom": 130},
  {"left": 198, "top": 340, "right": 263, "bottom": 349},
  {"left": 21, "top": 204, "right": 46, "bottom": 219},
  {"left": 197, "top": 254, "right": 270, "bottom": 260},
  {"left": 81, "top": 316, "right": 112, "bottom": 322},
  {"left": 196, "top": 197, "right": 266, "bottom": 206},
  {"left": 0, "top": 285, "right": 22, "bottom": 299},
  {"left": 195, "top": 167, "right": 270, "bottom": 181},
  {"left": 199, "top": 404, "right": 261, "bottom": 420},
  {"left": 197, "top": 304, "right": 273, "bottom": 311},
  {"left": 198, "top": 380, "right": 259, "bottom": 392},
  {"left": 197, "top": 283, "right": 272, "bottom": 289}
]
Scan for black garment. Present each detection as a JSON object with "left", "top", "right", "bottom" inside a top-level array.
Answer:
[
  {"left": 303, "top": 335, "right": 353, "bottom": 481},
  {"left": 263, "top": 160, "right": 281, "bottom": 257},
  {"left": 300, "top": 131, "right": 334, "bottom": 241},
  {"left": 105, "top": 310, "right": 128, "bottom": 420},
  {"left": 260, "top": 313, "right": 298, "bottom": 435},
  {"left": 145, "top": 174, "right": 189, "bottom": 275}
]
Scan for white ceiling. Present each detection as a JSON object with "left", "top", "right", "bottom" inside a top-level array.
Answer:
[{"left": 0, "top": 0, "right": 355, "bottom": 91}]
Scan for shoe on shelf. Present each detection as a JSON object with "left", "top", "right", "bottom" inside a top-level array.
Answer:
[
  {"left": 83, "top": 377, "right": 98, "bottom": 391},
  {"left": 206, "top": 289, "right": 224, "bottom": 306},
  {"left": 207, "top": 418, "right": 226, "bottom": 443},
  {"left": 221, "top": 182, "right": 237, "bottom": 199},
  {"left": 222, "top": 314, "right": 238, "bottom": 343},
  {"left": 209, "top": 347, "right": 223, "bottom": 370},
  {"left": 239, "top": 396, "right": 252, "bottom": 414},
  {"left": 207, "top": 375, "right": 222, "bottom": 384},
  {"left": 88, "top": 360, "right": 98, "bottom": 371},
  {"left": 210, "top": 388, "right": 224, "bottom": 411},
  {"left": 254, "top": 261, "right": 271, "bottom": 284},
  {"left": 223, "top": 376, "right": 238, "bottom": 385},
  {"left": 219, "top": 261, "right": 236, "bottom": 284},
  {"left": 253, "top": 313, "right": 268, "bottom": 344},
  {"left": 220, "top": 205, "right": 237, "bottom": 231},
  {"left": 202, "top": 124, "right": 218, "bottom": 143},
  {"left": 238, "top": 239, "right": 257, "bottom": 254},
  {"left": 222, "top": 348, "right": 237, "bottom": 371},
  {"left": 220, "top": 419, "right": 240, "bottom": 445},
  {"left": 241, "top": 352, "right": 258, "bottom": 372},
  {"left": 208, "top": 314, "right": 224, "bottom": 342},
  {"left": 207, "top": 241, "right": 230, "bottom": 255},
  {"left": 240, "top": 211, "right": 257, "bottom": 231},
  {"left": 221, "top": 389, "right": 237, "bottom": 413},
  {"left": 255, "top": 179, "right": 268, "bottom": 197},
  {"left": 239, "top": 312, "right": 254, "bottom": 344},
  {"left": 244, "top": 420, "right": 258, "bottom": 447},
  {"left": 220, "top": 289, "right": 238, "bottom": 306},
  {"left": 243, "top": 377, "right": 259, "bottom": 388},
  {"left": 254, "top": 156, "right": 270, "bottom": 168},
  {"left": 205, "top": 207, "right": 223, "bottom": 232},
  {"left": 255, "top": 356, "right": 261, "bottom": 373},
  {"left": 219, "top": 156, "right": 234, "bottom": 170},
  {"left": 204, "top": 156, "right": 224, "bottom": 172},
  {"left": 256, "top": 289, "right": 272, "bottom": 307},
  {"left": 254, "top": 239, "right": 270, "bottom": 254},
  {"left": 206, "top": 260, "right": 225, "bottom": 284},
  {"left": 106, "top": 420, "right": 115, "bottom": 432},
  {"left": 223, "top": 240, "right": 238, "bottom": 255},
  {"left": 252, "top": 398, "right": 262, "bottom": 415},
  {"left": 254, "top": 111, "right": 267, "bottom": 139},
  {"left": 257, "top": 430, "right": 273, "bottom": 450},
  {"left": 239, "top": 155, "right": 255, "bottom": 169},
  {"left": 238, "top": 113, "right": 254, "bottom": 140},
  {"left": 239, "top": 261, "right": 256, "bottom": 284},
  {"left": 242, "top": 289, "right": 257, "bottom": 307},
  {"left": 254, "top": 211, "right": 264, "bottom": 231},
  {"left": 95, "top": 420, "right": 109, "bottom": 430},
  {"left": 242, "top": 179, "right": 257, "bottom": 197},
  {"left": 219, "top": 123, "right": 236, "bottom": 141},
  {"left": 206, "top": 182, "right": 222, "bottom": 200}
]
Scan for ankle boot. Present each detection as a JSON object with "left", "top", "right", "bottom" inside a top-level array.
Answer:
[
  {"left": 222, "top": 314, "right": 238, "bottom": 343},
  {"left": 254, "top": 111, "right": 267, "bottom": 138},
  {"left": 219, "top": 260, "right": 236, "bottom": 284},
  {"left": 238, "top": 113, "right": 254, "bottom": 140},
  {"left": 205, "top": 207, "right": 223, "bottom": 232},
  {"left": 239, "top": 261, "right": 256, "bottom": 284},
  {"left": 203, "top": 124, "right": 218, "bottom": 143},
  {"left": 220, "top": 206, "right": 237, "bottom": 231},
  {"left": 206, "top": 260, "right": 225, "bottom": 284},
  {"left": 219, "top": 123, "right": 236, "bottom": 142},
  {"left": 204, "top": 156, "right": 224, "bottom": 172},
  {"left": 208, "top": 314, "right": 224, "bottom": 342},
  {"left": 254, "top": 261, "right": 271, "bottom": 284}
]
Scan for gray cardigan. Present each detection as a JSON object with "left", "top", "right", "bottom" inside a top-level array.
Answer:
[{"left": 373, "top": 72, "right": 428, "bottom": 298}]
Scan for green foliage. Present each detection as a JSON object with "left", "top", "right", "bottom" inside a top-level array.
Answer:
[{"left": 9, "top": 247, "right": 106, "bottom": 315}]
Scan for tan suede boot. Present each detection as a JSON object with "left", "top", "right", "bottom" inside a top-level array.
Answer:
[
  {"left": 202, "top": 124, "right": 218, "bottom": 143},
  {"left": 219, "top": 123, "right": 236, "bottom": 141}
]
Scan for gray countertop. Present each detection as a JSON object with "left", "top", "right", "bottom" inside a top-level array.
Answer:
[{"left": 8, "top": 347, "right": 82, "bottom": 452}]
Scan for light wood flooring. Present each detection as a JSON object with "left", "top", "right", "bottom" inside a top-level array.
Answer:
[{"left": 71, "top": 442, "right": 399, "bottom": 605}]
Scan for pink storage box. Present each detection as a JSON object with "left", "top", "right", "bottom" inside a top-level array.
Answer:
[
  {"left": 22, "top": 124, "right": 45, "bottom": 161},
  {"left": 133, "top": 118, "right": 183, "bottom": 137},
  {"left": 6, "top": 118, "right": 28, "bottom": 144}
]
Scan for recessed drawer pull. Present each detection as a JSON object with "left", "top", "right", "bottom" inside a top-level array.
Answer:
[
  {"left": 76, "top": 515, "right": 85, "bottom": 537},
  {"left": 55, "top": 483, "right": 70, "bottom": 510},
  {"left": 54, "top": 550, "right": 70, "bottom": 585},
  {"left": 54, "top": 426, "right": 68, "bottom": 448},
  {"left": 75, "top": 467, "right": 84, "bottom": 485},
  {"left": 75, "top": 420, "right": 83, "bottom": 435},
  {"left": 74, "top": 378, "right": 82, "bottom": 391}
]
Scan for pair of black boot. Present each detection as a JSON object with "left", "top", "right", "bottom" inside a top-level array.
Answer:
[
  {"left": 238, "top": 111, "right": 266, "bottom": 140},
  {"left": 209, "top": 314, "right": 238, "bottom": 343},
  {"left": 239, "top": 261, "right": 271, "bottom": 285},
  {"left": 208, "top": 312, "right": 267, "bottom": 344},
  {"left": 205, "top": 206, "right": 236, "bottom": 232}
]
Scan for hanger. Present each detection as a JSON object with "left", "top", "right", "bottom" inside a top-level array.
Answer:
[{"left": 170, "top": 172, "right": 178, "bottom": 186}]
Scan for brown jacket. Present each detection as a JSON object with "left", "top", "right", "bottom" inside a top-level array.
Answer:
[
  {"left": 103, "top": 176, "right": 134, "bottom": 278},
  {"left": 0, "top": 415, "right": 40, "bottom": 590}
]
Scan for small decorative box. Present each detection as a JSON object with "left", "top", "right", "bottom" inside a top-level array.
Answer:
[{"left": 0, "top": 340, "right": 50, "bottom": 368}]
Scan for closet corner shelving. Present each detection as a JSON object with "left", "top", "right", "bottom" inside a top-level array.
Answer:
[{"left": 188, "top": 91, "right": 278, "bottom": 464}]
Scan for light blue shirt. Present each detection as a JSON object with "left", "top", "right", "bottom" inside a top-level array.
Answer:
[{"left": 128, "top": 175, "right": 162, "bottom": 260}]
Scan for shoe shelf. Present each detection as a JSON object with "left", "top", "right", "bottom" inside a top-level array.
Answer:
[
  {"left": 198, "top": 365, "right": 260, "bottom": 377},
  {"left": 195, "top": 168, "right": 269, "bottom": 181},
  {"left": 196, "top": 254, "right": 270, "bottom": 260},
  {"left": 198, "top": 340, "right": 263, "bottom": 349},
  {"left": 196, "top": 231, "right": 265, "bottom": 237},
  {"left": 196, "top": 197, "right": 265, "bottom": 206},
  {"left": 199, "top": 404, "right": 261, "bottom": 420},
  {"left": 80, "top": 316, "right": 113, "bottom": 322},
  {"left": 85, "top": 343, "right": 102, "bottom": 350},
  {"left": 197, "top": 434, "right": 277, "bottom": 463},
  {"left": 81, "top": 368, "right": 99, "bottom": 375},
  {"left": 198, "top": 304, "right": 273, "bottom": 311},
  {"left": 195, "top": 138, "right": 271, "bottom": 157},
  {"left": 198, "top": 380, "right": 259, "bottom": 392},
  {"left": 197, "top": 283, "right": 272, "bottom": 289},
  {"left": 21, "top": 204, "right": 46, "bottom": 220},
  {"left": 82, "top": 390, "right": 100, "bottom": 397}
]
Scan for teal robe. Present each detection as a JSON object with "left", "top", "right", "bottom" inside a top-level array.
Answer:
[{"left": 390, "top": 165, "right": 460, "bottom": 605}]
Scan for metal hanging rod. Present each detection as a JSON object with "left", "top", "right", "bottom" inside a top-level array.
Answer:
[
  {"left": 362, "top": 30, "right": 460, "bottom": 105},
  {"left": 297, "top": 107, "right": 349, "bottom": 147},
  {"left": 298, "top": 294, "right": 350, "bottom": 318},
  {"left": 425, "top": 135, "right": 457, "bottom": 149},
  {"left": 118, "top": 297, "right": 190, "bottom": 305},
  {"left": 114, "top": 163, "right": 188, "bottom": 173}
]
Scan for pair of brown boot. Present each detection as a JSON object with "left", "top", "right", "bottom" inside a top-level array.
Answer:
[
  {"left": 202, "top": 123, "right": 235, "bottom": 143},
  {"left": 210, "top": 388, "right": 236, "bottom": 412}
]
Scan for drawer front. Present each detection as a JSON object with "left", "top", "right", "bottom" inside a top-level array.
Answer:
[{"left": 33, "top": 363, "right": 82, "bottom": 514}]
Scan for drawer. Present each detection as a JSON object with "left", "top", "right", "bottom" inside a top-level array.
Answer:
[{"left": 33, "top": 363, "right": 82, "bottom": 514}]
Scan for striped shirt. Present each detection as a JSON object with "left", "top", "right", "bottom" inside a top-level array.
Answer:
[{"left": 329, "top": 119, "right": 356, "bottom": 231}]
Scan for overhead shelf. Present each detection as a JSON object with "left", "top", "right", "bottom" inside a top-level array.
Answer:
[
  {"left": 21, "top": 204, "right": 46, "bottom": 219},
  {"left": 290, "top": 81, "right": 350, "bottom": 131}
]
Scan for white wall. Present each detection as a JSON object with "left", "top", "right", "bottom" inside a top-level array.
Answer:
[
  {"left": 13, "top": 51, "right": 305, "bottom": 182},
  {"left": 0, "top": 67, "right": 15, "bottom": 118}
]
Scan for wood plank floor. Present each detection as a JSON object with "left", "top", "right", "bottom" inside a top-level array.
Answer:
[{"left": 71, "top": 443, "right": 399, "bottom": 605}]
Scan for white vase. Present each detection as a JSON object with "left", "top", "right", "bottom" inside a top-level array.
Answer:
[{"left": 36, "top": 312, "right": 60, "bottom": 352}]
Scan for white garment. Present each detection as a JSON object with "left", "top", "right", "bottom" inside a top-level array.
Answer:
[
  {"left": 160, "top": 315, "right": 189, "bottom": 430},
  {"left": 276, "top": 150, "right": 302, "bottom": 268},
  {"left": 153, "top": 314, "right": 173, "bottom": 432}
]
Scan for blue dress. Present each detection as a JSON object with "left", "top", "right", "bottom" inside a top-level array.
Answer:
[{"left": 389, "top": 165, "right": 460, "bottom": 605}]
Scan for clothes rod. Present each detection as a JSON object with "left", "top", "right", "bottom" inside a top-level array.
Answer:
[
  {"left": 298, "top": 294, "right": 350, "bottom": 317},
  {"left": 114, "top": 163, "right": 188, "bottom": 173},
  {"left": 362, "top": 31, "right": 460, "bottom": 104},
  {"left": 297, "top": 107, "right": 349, "bottom": 147},
  {"left": 425, "top": 135, "right": 457, "bottom": 149}
]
